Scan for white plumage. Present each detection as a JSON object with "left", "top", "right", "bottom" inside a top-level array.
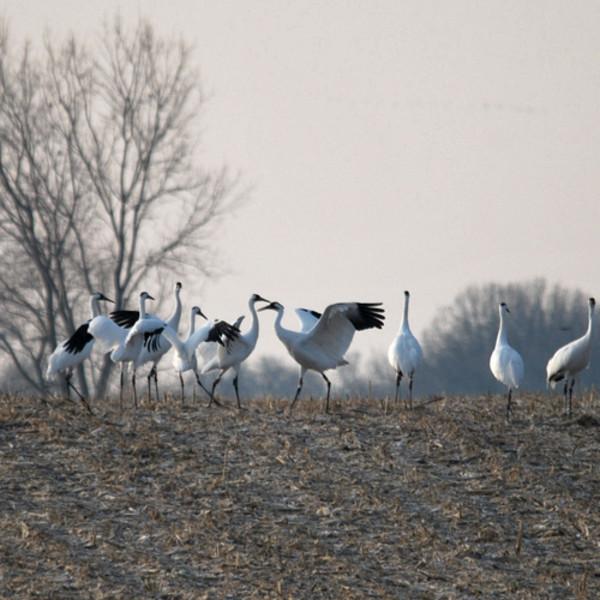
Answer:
[
  {"left": 261, "top": 300, "right": 385, "bottom": 412},
  {"left": 46, "top": 291, "right": 113, "bottom": 412},
  {"left": 89, "top": 291, "right": 158, "bottom": 408},
  {"left": 546, "top": 296, "right": 595, "bottom": 416},
  {"left": 201, "top": 293, "right": 269, "bottom": 409},
  {"left": 108, "top": 282, "right": 183, "bottom": 401},
  {"left": 387, "top": 290, "right": 422, "bottom": 408},
  {"left": 489, "top": 302, "right": 524, "bottom": 419},
  {"left": 171, "top": 306, "right": 239, "bottom": 401}
]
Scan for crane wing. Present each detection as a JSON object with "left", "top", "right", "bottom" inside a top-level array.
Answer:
[
  {"left": 63, "top": 322, "right": 94, "bottom": 354},
  {"left": 302, "top": 302, "right": 385, "bottom": 362},
  {"left": 88, "top": 315, "right": 127, "bottom": 353},
  {"left": 109, "top": 310, "right": 139, "bottom": 329},
  {"left": 294, "top": 308, "right": 322, "bottom": 333},
  {"left": 125, "top": 317, "right": 165, "bottom": 349},
  {"left": 186, "top": 320, "right": 240, "bottom": 355}
]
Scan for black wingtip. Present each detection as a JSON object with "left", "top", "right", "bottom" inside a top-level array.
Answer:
[{"left": 351, "top": 303, "right": 385, "bottom": 331}]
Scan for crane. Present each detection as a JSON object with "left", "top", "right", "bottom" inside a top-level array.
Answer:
[
  {"left": 546, "top": 297, "right": 595, "bottom": 416},
  {"left": 260, "top": 300, "right": 385, "bottom": 412},
  {"left": 489, "top": 302, "right": 524, "bottom": 419},
  {"left": 387, "top": 291, "right": 422, "bottom": 409}
]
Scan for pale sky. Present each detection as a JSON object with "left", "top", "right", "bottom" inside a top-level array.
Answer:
[{"left": 4, "top": 1, "right": 600, "bottom": 368}]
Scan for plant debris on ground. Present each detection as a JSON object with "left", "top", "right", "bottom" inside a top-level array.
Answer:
[{"left": 0, "top": 392, "right": 599, "bottom": 598}]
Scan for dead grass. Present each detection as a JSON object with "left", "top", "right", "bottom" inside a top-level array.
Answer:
[{"left": 0, "top": 391, "right": 599, "bottom": 598}]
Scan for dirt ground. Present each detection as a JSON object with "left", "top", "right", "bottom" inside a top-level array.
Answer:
[{"left": 0, "top": 391, "right": 599, "bottom": 599}]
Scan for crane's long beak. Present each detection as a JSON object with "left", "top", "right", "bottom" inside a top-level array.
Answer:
[
  {"left": 256, "top": 294, "right": 270, "bottom": 303},
  {"left": 102, "top": 296, "right": 115, "bottom": 304},
  {"left": 198, "top": 308, "right": 208, "bottom": 320},
  {"left": 258, "top": 302, "right": 278, "bottom": 312},
  {"left": 147, "top": 294, "right": 155, "bottom": 301}
]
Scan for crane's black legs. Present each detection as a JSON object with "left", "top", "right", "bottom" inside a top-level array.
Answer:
[
  {"left": 179, "top": 372, "right": 185, "bottom": 405},
  {"left": 408, "top": 374, "right": 415, "bottom": 410},
  {"left": 208, "top": 372, "right": 224, "bottom": 408},
  {"left": 65, "top": 373, "right": 93, "bottom": 415},
  {"left": 119, "top": 364, "right": 125, "bottom": 413},
  {"left": 194, "top": 372, "right": 213, "bottom": 402},
  {"left": 233, "top": 375, "right": 241, "bottom": 410},
  {"left": 506, "top": 387, "right": 512, "bottom": 421},
  {"left": 394, "top": 371, "right": 402, "bottom": 406},
  {"left": 147, "top": 369, "right": 153, "bottom": 403},
  {"left": 322, "top": 373, "right": 332, "bottom": 413},
  {"left": 132, "top": 370, "right": 138, "bottom": 408},
  {"left": 568, "top": 378, "right": 575, "bottom": 417},
  {"left": 290, "top": 376, "right": 304, "bottom": 412},
  {"left": 146, "top": 365, "right": 159, "bottom": 403},
  {"left": 153, "top": 367, "right": 159, "bottom": 402}
]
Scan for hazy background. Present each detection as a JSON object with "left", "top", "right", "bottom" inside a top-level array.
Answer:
[{"left": 3, "top": 1, "right": 600, "bottom": 392}]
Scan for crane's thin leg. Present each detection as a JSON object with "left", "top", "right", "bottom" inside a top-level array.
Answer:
[
  {"left": 132, "top": 370, "right": 138, "bottom": 409},
  {"left": 568, "top": 378, "right": 575, "bottom": 418},
  {"left": 408, "top": 374, "right": 415, "bottom": 410},
  {"left": 321, "top": 373, "right": 332, "bottom": 413},
  {"left": 179, "top": 372, "right": 185, "bottom": 405},
  {"left": 394, "top": 371, "right": 402, "bottom": 407},
  {"left": 233, "top": 375, "right": 242, "bottom": 410},
  {"left": 209, "top": 372, "right": 224, "bottom": 408},
  {"left": 119, "top": 364, "right": 125, "bottom": 413},
  {"left": 194, "top": 372, "right": 213, "bottom": 400},
  {"left": 563, "top": 380, "right": 569, "bottom": 415},
  {"left": 147, "top": 369, "right": 153, "bottom": 403},
  {"left": 506, "top": 387, "right": 512, "bottom": 421},
  {"left": 64, "top": 372, "right": 72, "bottom": 401},
  {"left": 65, "top": 373, "right": 93, "bottom": 415},
  {"left": 153, "top": 367, "right": 159, "bottom": 402},
  {"left": 290, "top": 376, "right": 304, "bottom": 412}
]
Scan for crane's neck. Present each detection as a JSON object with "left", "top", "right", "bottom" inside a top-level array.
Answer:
[
  {"left": 89, "top": 296, "right": 102, "bottom": 318},
  {"left": 273, "top": 306, "right": 295, "bottom": 348},
  {"left": 586, "top": 302, "right": 595, "bottom": 337},
  {"left": 139, "top": 296, "right": 148, "bottom": 319},
  {"left": 244, "top": 297, "right": 260, "bottom": 346},
  {"left": 496, "top": 306, "right": 508, "bottom": 346},
  {"left": 399, "top": 294, "right": 411, "bottom": 334},
  {"left": 166, "top": 287, "right": 182, "bottom": 330},
  {"left": 187, "top": 309, "right": 197, "bottom": 339}
]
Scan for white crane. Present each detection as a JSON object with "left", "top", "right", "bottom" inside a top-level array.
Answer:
[
  {"left": 200, "top": 293, "right": 270, "bottom": 409},
  {"left": 88, "top": 291, "right": 157, "bottom": 409},
  {"left": 110, "top": 281, "right": 183, "bottom": 402},
  {"left": 546, "top": 296, "right": 595, "bottom": 417},
  {"left": 260, "top": 300, "right": 385, "bottom": 412},
  {"left": 489, "top": 302, "right": 524, "bottom": 419},
  {"left": 387, "top": 290, "right": 422, "bottom": 409},
  {"left": 46, "top": 291, "right": 113, "bottom": 413},
  {"left": 171, "top": 309, "right": 240, "bottom": 402}
]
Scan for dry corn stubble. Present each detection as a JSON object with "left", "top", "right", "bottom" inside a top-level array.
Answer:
[{"left": 0, "top": 391, "right": 599, "bottom": 598}]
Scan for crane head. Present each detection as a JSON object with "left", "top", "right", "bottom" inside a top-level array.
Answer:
[
  {"left": 94, "top": 291, "right": 114, "bottom": 303},
  {"left": 590, "top": 297, "right": 596, "bottom": 307},
  {"left": 140, "top": 291, "right": 155, "bottom": 301},
  {"left": 192, "top": 305, "right": 207, "bottom": 320},
  {"left": 500, "top": 302, "right": 510, "bottom": 313},
  {"left": 258, "top": 301, "right": 283, "bottom": 313},
  {"left": 251, "top": 293, "right": 270, "bottom": 304},
  {"left": 175, "top": 281, "right": 183, "bottom": 291}
]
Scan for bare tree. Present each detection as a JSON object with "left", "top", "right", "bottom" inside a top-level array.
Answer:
[{"left": 0, "top": 18, "right": 238, "bottom": 397}]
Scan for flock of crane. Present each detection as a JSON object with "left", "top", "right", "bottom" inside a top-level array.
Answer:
[{"left": 46, "top": 283, "right": 596, "bottom": 418}]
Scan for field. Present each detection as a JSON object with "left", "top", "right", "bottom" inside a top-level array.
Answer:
[{"left": 0, "top": 392, "right": 599, "bottom": 599}]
